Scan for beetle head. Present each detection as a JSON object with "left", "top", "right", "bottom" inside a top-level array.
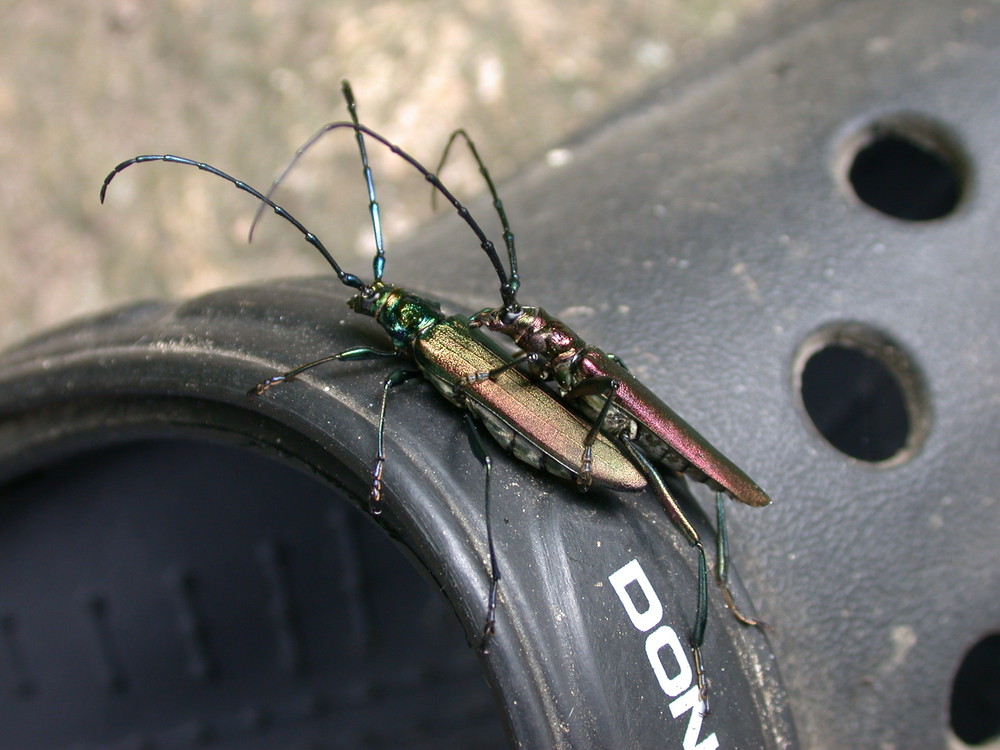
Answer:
[{"left": 347, "top": 282, "right": 383, "bottom": 318}]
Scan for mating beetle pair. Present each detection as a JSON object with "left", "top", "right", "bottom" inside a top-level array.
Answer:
[{"left": 100, "top": 81, "right": 770, "bottom": 708}]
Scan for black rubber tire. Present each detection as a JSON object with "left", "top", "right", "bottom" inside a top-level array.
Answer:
[{"left": 0, "top": 278, "right": 794, "bottom": 749}]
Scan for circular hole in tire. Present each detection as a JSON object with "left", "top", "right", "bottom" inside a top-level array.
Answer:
[
  {"left": 840, "top": 116, "right": 966, "bottom": 220},
  {"left": 795, "top": 323, "right": 928, "bottom": 464},
  {"left": 951, "top": 634, "right": 1000, "bottom": 746}
]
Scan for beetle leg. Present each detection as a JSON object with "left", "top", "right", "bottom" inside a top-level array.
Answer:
[
  {"left": 369, "top": 368, "right": 423, "bottom": 514},
  {"left": 606, "top": 352, "right": 631, "bottom": 372},
  {"left": 248, "top": 346, "right": 398, "bottom": 396},
  {"left": 618, "top": 435, "right": 710, "bottom": 708},
  {"left": 459, "top": 351, "right": 532, "bottom": 388},
  {"left": 564, "top": 376, "right": 622, "bottom": 490},
  {"left": 692, "top": 550, "right": 710, "bottom": 716},
  {"left": 462, "top": 413, "right": 502, "bottom": 654},
  {"left": 715, "top": 492, "right": 766, "bottom": 628},
  {"left": 435, "top": 128, "right": 521, "bottom": 305}
]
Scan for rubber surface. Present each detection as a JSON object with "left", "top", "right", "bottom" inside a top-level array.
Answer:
[
  {"left": 0, "top": 279, "right": 793, "bottom": 749},
  {"left": 0, "top": 439, "right": 504, "bottom": 749}
]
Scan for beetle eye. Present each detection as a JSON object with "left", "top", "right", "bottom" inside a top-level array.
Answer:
[
  {"left": 500, "top": 307, "right": 521, "bottom": 327},
  {"left": 348, "top": 286, "right": 379, "bottom": 314}
]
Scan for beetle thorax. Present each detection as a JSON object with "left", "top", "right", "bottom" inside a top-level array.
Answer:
[
  {"left": 514, "top": 308, "right": 584, "bottom": 362},
  {"left": 349, "top": 283, "right": 443, "bottom": 349},
  {"left": 473, "top": 306, "right": 584, "bottom": 388}
]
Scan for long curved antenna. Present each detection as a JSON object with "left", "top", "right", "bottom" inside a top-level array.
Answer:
[
  {"left": 246, "top": 120, "right": 519, "bottom": 310},
  {"left": 100, "top": 154, "right": 369, "bottom": 293},
  {"left": 341, "top": 80, "right": 386, "bottom": 283},
  {"left": 434, "top": 129, "right": 519, "bottom": 305}
]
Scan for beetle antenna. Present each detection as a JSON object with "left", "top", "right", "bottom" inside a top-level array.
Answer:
[
  {"left": 434, "top": 128, "right": 520, "bottom": 309},
  {"left": 341, "top": 80, "right": 387, "bottom": 283},
  {"left": 100, "top": 154, "right": 369, "bottom": 294},
  {"left": 245, "top": 115, "right": 518, "bottom": 310}
]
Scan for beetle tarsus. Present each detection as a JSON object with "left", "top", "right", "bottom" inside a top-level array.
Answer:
[
  {"left": 463, "top": 371, "right": 491, "bottom": 386},
  {"left": 249, "top": 374, "right": 290, "bottom": 396},
  {"left": 578, "top": 445, "right": 594, "bottom": 491},
  {"left": 721, "top": 587, "right": 767, "bottom": 628},
  {"left": 478, "top": 631, "right": 494, "bottom": 655},
  {"left": 369, "top": 457, "right": 385, "bottom": 514},
  {"left": 692, "top": 644, "right": 710, "bottom": 716},
  {"left": 479, "top": 582, "right": 498, "bottom": 654}
]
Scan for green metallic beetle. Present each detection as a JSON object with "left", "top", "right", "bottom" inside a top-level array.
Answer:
[
  {"left": 99, "top": 149, "right": 645, "bottom": 656},
  {"left": 235, "top": 83, "right": 769, "bottom": 708},
  {"left": 101, "top": 82, "right": 768, "bottom": 706}
]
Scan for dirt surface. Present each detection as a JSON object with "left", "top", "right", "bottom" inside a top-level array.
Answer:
[{"left": 1, "top": 0, "right": 779, "bottom": 351}]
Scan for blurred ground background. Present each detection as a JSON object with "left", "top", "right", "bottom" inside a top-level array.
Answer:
[{"left": 1, "top": 0, "right": 783, "bottom": 351}]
